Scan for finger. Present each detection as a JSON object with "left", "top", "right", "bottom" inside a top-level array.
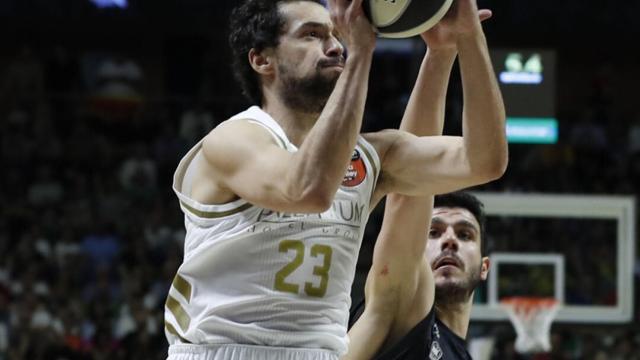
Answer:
[
  {"left": 348, "top": 0, "right": 365, "bottom": 17},
  {"left": 329, "top": 0, "right": 346, "bottom": 12},
  {"left": 328, "top": 0, "right": 344, "bottom": 20},
  {"left": 478, "top": 9, "right": 492, "bottom": 22},
  {"left": 335, "top": 0, "right": 350, "bottom": 7}
]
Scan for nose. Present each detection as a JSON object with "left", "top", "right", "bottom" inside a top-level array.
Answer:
[
  {"left": 440, "top": 227, "right": 459, "bottom": 252},
  {"left": 325, "top": 36, "right": 344, "bottom": 58}
]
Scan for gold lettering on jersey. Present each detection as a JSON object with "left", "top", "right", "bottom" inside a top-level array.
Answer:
[
  {"left": 289, "top": 222, "right": 305, "bottom": 230},
  {"left": 334, "top": 201, "right": 364, "bottom": 223},
  {"left": 246, "top": 222, "right": 306, "bottom": 233},
  {"left": 319, "top": 228, "right": 359, "bottom": 239},
  {"left": 256, "top": 200, "right": 366, "bottom": 225},
  {"left": 257, "top": 210, "right": 322, "bottom": 222}
]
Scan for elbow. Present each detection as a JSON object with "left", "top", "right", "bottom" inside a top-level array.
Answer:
[
  {"left": 468, "top": 147, "right": 508, "bottom": 183},
  {"left": 282, "top": 173, "right": 335, "bottom": 213},
  {"left": 300, "top": 189, "right": 334, "bottom": 213},
  {"left": 482, "top": 148, "right": 509, "bottom": 181},
  {"left": 285, "top": 186, "right": 334, "bottom": 213}
]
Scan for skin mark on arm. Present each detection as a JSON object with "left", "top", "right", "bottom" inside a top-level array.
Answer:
[{"left": 380, "top": 264, "right": 390, "bottom": 276}]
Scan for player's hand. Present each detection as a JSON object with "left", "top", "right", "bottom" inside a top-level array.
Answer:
[
  {"left": 328, "top": 0, "right": 376, "bottom": 55},
  {"left": 421, "top": 8, "right": 491, "bottom": 50},
  {"left": 421, "top": 0, "right": 490, "bottom": 49}
]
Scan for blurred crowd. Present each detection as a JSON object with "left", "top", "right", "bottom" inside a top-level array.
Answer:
[{"left": 1, "top": 6, "right": 640, "bottom": 360}]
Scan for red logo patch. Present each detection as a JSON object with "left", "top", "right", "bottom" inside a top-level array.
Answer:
[{"left": 342, "top": 150, "right": 367, "bottom": 187}]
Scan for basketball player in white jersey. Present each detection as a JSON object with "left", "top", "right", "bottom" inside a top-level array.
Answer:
[
  {"left": 347, "top": 2, "right": 494, "bottom": 359},
  {"left": 165, "top": 0, "right": 507, "bottom": 359}
]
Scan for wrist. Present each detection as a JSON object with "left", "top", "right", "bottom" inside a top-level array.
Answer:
[
  {"left": 426, "top": 47, "right": 458, "bottom": 58},
  {"left": 456, "top": 30, "right": 486, "bottom": 47},
  {"left": 346, "top": 47, "right": 375, "bottom": 62}
]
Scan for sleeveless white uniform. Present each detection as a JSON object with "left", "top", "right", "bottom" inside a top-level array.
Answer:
[{"left": 165, "top": 106, "right": 380, "bottom": 360}]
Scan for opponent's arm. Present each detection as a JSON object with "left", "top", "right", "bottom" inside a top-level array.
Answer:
[
  {"left": 369, "top": 0, "right": 507, "bottom": 198},
  {"left": 202, "top": 0, "right": 376, "bottom": 213},
  {"left": 368, "top": 47, "right": 457, "bottom": 308},
  {"left": 344, "top": 37, "right": 459, "bottom": 360}
]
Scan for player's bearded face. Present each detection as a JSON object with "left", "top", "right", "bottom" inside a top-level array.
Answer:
[
  {"left": 277, "top": 58, "right": 340, "bottom": 114},
  {"left": 428, "top": 207, "right": 487, "bottom": 305},
  {"left": 434, "top": 256, "right": 483, "bottom": 305}
]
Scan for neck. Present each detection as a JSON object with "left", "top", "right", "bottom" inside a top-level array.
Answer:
[
  {"left": 434, "top": 293, "right": 474, "bottom": 339},
  {"left": 261, "top": 87, "right": 320, "bottom": 147}
]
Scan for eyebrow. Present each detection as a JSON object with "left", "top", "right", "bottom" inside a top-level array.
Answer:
[
  {"left": 431, "top": 217, "right": 479, "bottom": 233},
  {"left": 295, "top": 21, "right": 332, "bottom": 32}
]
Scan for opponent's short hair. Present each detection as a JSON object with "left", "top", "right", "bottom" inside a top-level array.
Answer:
[
  {"left": 228, "top": 0, "right": 324, "bottom": 104},
  {"left": 434, "top": 192, "right": 488, "bottom": 255}
]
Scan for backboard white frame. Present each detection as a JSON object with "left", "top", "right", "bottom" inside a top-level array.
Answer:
[{"left": 469, "top": 193, "right": 635, "bottom": 323}]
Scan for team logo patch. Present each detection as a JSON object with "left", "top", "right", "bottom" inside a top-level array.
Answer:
[
  {"left": 429, "top": 341, "right": 443, "bottom": 360},
  {"left": 342, "top": 150, "right": 367, "bottom": 187}
]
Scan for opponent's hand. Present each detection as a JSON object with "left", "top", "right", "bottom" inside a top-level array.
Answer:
[
  {"left": 421, "top": 0, "right": 491, "bottom": 50},
  {"left": 328, "top": 0, "right": 376, "bottom": 55}
]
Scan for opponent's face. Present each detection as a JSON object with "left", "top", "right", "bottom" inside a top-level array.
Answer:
[
  {"left": 427, "top": 207, "right": 490, "bottom": 304},
  {"left": 274, "top": 1, "right": 345, "bottom": 112}
]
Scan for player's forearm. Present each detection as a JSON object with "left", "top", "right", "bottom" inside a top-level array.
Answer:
[
  {"left": 457, "top": 32, "right": 508, "bottom": 178},
  {"left": 288, "top": 52, "right": 374, "bottom": 209},
  {"left": 401, "top": 48, "right": 456, "bottom": 135},
  {"left": 343, "top": 305, "right": 393, "bottom": 360},
  {"left": 383, "top": 50, "right": 456, "bottom": 255}
]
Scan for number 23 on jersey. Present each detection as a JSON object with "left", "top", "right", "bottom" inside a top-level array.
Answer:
[{"left": 274, "top": 240, "right": 333, "bottom": 298}]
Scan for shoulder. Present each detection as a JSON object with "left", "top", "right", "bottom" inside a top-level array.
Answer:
[
  {"left": 362, "top": 129, "right": 414, "bottom": 199},
  {"left": 361, "top": 129, "right": 425, "bottom": 173},
  {"left": 205, "top": 119, "right": 277, "bottom": 147},
  {"left": 202, "top": 119, "right": 281, "bottom": 161},
  {"left": 361, "top": 129, "right": 405, "bottom": 156},
  {"left": 196, "top": 119, "right": 286, "bottom": 181}
]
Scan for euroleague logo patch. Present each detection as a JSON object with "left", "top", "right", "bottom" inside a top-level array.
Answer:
[{"left": 342, "top": 150, "right": 367, "bottom": 187}]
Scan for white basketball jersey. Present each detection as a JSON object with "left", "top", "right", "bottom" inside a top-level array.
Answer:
[{"left": 165, "top": 106, "right": 380, "bottom": 356}]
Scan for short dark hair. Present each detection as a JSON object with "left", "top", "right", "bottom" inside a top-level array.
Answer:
[
  {"left": 434, "top": 192, "right": 488, "bottom": 255},
  {"left": 228, "top": 0, "right": 324, "bottom": 105}
]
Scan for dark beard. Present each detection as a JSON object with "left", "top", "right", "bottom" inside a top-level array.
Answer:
[
  {"left": 278, "top": 63, "right": 339, "bottom": 114},
  {"left": 435, "top": 264, "right": 483, "bottom": 306}
]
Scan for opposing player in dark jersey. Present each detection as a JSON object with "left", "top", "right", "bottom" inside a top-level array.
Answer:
[
  {"left": 348, "top": 192, "right": 488, "bottom": 360},
  {"left": 344, "top": 0, "right": 496, "bottom": 359}
]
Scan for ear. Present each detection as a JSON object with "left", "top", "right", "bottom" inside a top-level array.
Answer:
[
  {"left": 480, "top": 256, "right": 490, "bottom": 281},
  {"left": 248, "top": 48, "right": 275, "bottom": 76}
]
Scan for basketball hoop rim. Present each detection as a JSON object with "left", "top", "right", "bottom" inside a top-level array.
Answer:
[{"left": 500, "top": 296, "right": 559, "bottom": 308}]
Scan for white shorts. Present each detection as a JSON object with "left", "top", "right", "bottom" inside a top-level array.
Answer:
[{"left": 167, "top": 344, "right": 339, "bottom": 360}]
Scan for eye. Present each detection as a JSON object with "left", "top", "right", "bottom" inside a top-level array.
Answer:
[
  {"left": 457, "top": 230, "right": 473, "bottom": 240},
  {"left": 428, "top": 228, "right": 440, "bottom": 239},
  {"left": 306, "top": 31, "right": 319, "bottom": 38}
]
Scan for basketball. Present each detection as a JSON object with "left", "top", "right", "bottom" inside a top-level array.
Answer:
[{"left": 363, "top": 0, "right": 453, "bottom": 38}]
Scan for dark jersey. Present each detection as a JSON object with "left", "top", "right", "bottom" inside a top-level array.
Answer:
[{"left": 349, "top": 300, "right": 472, "bottom": 360}]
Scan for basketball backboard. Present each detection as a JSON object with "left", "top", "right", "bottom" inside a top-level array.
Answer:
[{"left": 469, "top": 193, "right": 635, "bottom": 323}]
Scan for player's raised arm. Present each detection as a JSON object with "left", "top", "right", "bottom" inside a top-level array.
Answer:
[
  {"left": 200, "top": 0, "right": 376, "bottom": 214},
  {"left": 367, "top": 0, "right": 507, "bottom": 198},
  {"left": 345, "top": 18, "right": 465, "bottom": 360}
]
